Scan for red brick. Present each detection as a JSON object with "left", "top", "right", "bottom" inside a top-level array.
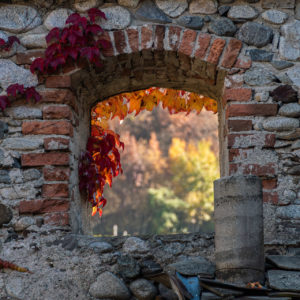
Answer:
[
  {"left": 228, "top": 119, "right": 252, "bottom": 132},
  {"left": 229, "top": 149, "right": 240, "bottom": 162},
  {"left": 43, "top": 167, "right": 70, "bottom": 181},
  {"left": 45, "top": 75, "right": 72, "bottom": 88},
  {"left": 16, "top": 50, "right": 45, "bottom": 65},
  {"left": 154, "top": 25, "right": 165, "bottom": 51},
  {"left": 263, "top": 191, "right": 278, "bottom": 205},
  {"left": 22, "top": 120, "right": 73, "bottom": 136},
  {"left": 114, "top": 30, "right": 127, "bottom": 54},
  {"left": 227, "top": 104, "right": 278, "bottom": 117},
  {"left": 168, "top": 26, "right": 182, "bottom": 51},
  {"left": 44, "top": 137, "right": 69, "bottom": 151},
  {"left": 262, "top": 179, "right": 277, "bottom": 190},
  {"left": 127, "top": 28, "right": 139, "bottom": 52},
  {"left": 42, "top": 183, "right": 69, "bottom": 198},
  {"left": 44, "top": 212, "right": 69, "bottom": 226},
  {"left": 178, "top": 29, "right": 197, "bottom": 56},
  {"left": 43, "top": 105, "right": 71, "bottom": 120},
  {"left": 265, "top": 134, "right": 276, "bottom": 148},
  {"left": 141, "top": 25, "right": 153, "bottom": 50},
  {"left": 234, "top": 57, "right": 252, "bottom": 69},
  {"left": 206, "top": 38, "right": 226, "bottom": 65},
  {"left": 194, "top": 33, "right": 211, "bottom": 59},
  {"left": 40, "top": 89, "right": 76, "bottom": 107},
  {"left": 223, "top": 88, "right": 252, "bottom": 102},
  {"left": 101, "top": 31, "right": 114, "bottom": 57},
  {"left": 19, "top": 199, "right": 70, "bottom": 214},
  {"left": 221, "top": 39, "right": 242, "bottom": 69},
  {"left": 229, "top": 163, "right": 238, "bottom": 175},
  {"left": 243, "top": 163, "right": 276, "bottom": 177},
  {"left": 21, "top": 153, "right": 69, "bottom": 167}
]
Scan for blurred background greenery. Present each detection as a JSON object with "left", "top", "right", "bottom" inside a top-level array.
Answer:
[{"left": 92, "top": 102, "right": 219, "bottom": 236}]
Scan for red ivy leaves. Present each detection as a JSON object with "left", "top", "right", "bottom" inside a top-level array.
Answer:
[
  {"left": 79, "top": 127, "right": 124, "bottom": 216},
  {"left": 0, "top": 36, "right": 20, "bottom": 52},
  {"left": 30, "top": 8, "right": 109, "bottom": 75},
  {"left": 0, "top": 84, "right": 41, "bottom": 111}
]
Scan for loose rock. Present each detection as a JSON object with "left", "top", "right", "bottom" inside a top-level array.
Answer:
[
  {"left": 117, "top": 254, "right": 140, "bottom": 279},
  {"left": 209, "top": 17, "right": 237, "bottom": 36},
  {"left": 189, "top": 0, "right": 218, "bottom": 15},
  {"left": 0, "top": 5, "right": 41, "bottom": 33},
  {"left": 238, "top": 22, "right": 273, "bottom": 47},
  {"left": 123, "top": 237, "right": 149, "bottom": 253},
  {"left": 218, "top": 5, "right": 231, "bottom": 16},
  {"left": 270, "top": 85, "right": 298, "bottom": 103},
  {"left": 248, "top": 49, "right": 273, "bottom": 62},
  {"left": 263, "top": 117, "right": 299, "bottom": 132},
  {"left": 279, "top": 103, "right": 300, "bottom": 118},
  {"left": 20, "top": 33, "right": 47, "bottom": 49},
  {"left": 100, "top": 6, "right": 131, "bottom": 30},
  {"left": 155, "top": 0, "right": 188, "bottom": 18},
  {"left": 130, "top": 279, "right": 157, "bottom": 300},
  {"left": 267, "top": 255, "right": 300, "bottom": 271},
  {"left": 74, "top": 0, "right": 103, "bottom": 12},
  {"left": 0, "top": 203, "right": 13, "bottom": 226},
  {"left": 287, "top": 66, "right": 300, "bottom": 87},
  {"left": 262, "top": 9, "right": 288, "bottom": 24},
  {"left": 88, "top": 241, "right": 113, "bottom": 253},
  {"left": 89, "top": 271, "right": 130, "bottom": 300},
  {"left": 271, "top": 60, "right": 294, "bottom": 70},
  {"left": 175, "top": 15, "right": 204, "bottom": 29},
  {"left": 227, "top": 5, "right": 259, "bottom": 21},
  {"left": 279, "top": 21, "right": 300, "bottom": 61},
  {"left": 244, "top": 67, "right": 276, "bottom": 86},
  {"left": 0, "top": 59, "right": 38, "bottom": 90},
  {"left": 44, "top": 8, "right": 74, "bottom": 30},
  {"left": 136, "top": 0, "right": 171, "bottom": 23},
  {"left": 268, "top": 270, "right": 300, "bottom": 291}
]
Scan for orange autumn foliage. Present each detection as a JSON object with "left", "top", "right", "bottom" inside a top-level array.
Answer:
[{"left": 80, "top": 87, "right": 217, "bottom": 216}]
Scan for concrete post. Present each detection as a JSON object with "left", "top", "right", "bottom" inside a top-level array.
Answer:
[{"left": 214, "top": 175, "right": 264, "bottom": 284}]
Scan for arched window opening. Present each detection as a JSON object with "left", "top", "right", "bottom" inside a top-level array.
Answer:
[{"left": 81, "top": 88, "right": 220, "bottom": 236}]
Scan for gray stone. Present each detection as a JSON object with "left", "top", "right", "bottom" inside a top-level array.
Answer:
[
  {"left": 14, "top": 216, "right": 35, "bottom": 231},
  {"left": 0, "top": 121, "right": 8, "bottom": 139},
  {"left": 167, "top": 257, "right": 215, "bottom": 277},
  {"left": 218, "top": 5, "right": 230, "bottom": 16},
  {"left": 287, "top": 66, "right": 300, "bottom": 87},
  {"left": 0, "top": 184, "right": 38, "bottom": 200},
  {"left": 9, "top": 169, "right": 24, "bottom": 184},
  {"left": 209, "top": 17, "right": 236, "bottom": 37},
  {"left": 291, "top": 140, "right": 300, "bottom": 150},
  {"left": 5, "top": 106, "right": 42, "bottom": 119},
  {"left": 23, "top": 169, "right": 41, "bottom": 181},
  {"left": 263, "top": 117, "right": 299, "bottom": 132},
  {"left": 74, "top": 0, "right": 103, "bottom": 12},
  {"left": 117, "top": 255, "right": 140, "bottom": 279},
  {"left": 88, "top": 241, "right": 113, "bottom": 253},
  {"left": 238, "top": 22, "right": 273, "bottom": 48},
  {"left": 267, "top": 255, "right": 300, "bottom": 271},
  {"left": 279, "top": 21, "right": 300, "bottom": 61},
  {"left": 158, "top": 284, "right": 178, "bottom": 300},
  {"left": 262, "top": 9, "right": 288, "bottom": 24},
  {"left": 118, "top": 0, "right": 140, "bottom": 8},
  {"left": 270, "top": 85, "right": 298, "bottom": 103},
  {"left": 0, "top": 170, "right": 10, "bottom": 184},
  {"left": 189, "top": 0, "right": 218, "bottom": 15},
  {"left": 20, "top": 33, "right": 47, "bottom": 49},
  {"left": 140, "top": 260, "right": 162, "bottom": 275},
  {"left": 89, "top": 271, "right": 130, "bottom": 300},
  {"left": 136, "top": 0, "right": 171, "bottom": 23},
  {"left": 0, "top": 59, "right": 38, "bottom": 90},
  {"left": 99, "top": 6, "right": 131, "bottom": 30},
  {"left": 130, "top": 279, "right": 157, "bottom": 300},
  {"left": 248, "top": 49, "right": 273, "bottom": 62},
  {"left": 1, "top": 138, "right": 43, "bottom": 150},
  {"left": 6, "top": 277, "right": 24, "bottom": 299},
  {"left": 227, "top": 5, "right": 258, "bottom": 21},
  {"left": 155, "top": 0, "right": 188, "bottom": 17},
  {"left": 296, "top": 0, "right": 300, "bottom": 20},
  {"left": 123, "top": 237, "right": 149, "bottom": 253},
  {"left": 0, "top": 203, "right": 12, "bottom": 226},
  {"left": 283, "top": 190, "right": 297, "bottom": 202},
  {"left": 44, "top": 9, "right": 74, "bottom": 30},
  {"left": 244, "top": 67, "right": 276, "bottom": 86},
  {"left": 268, "top": 270, "right": 300, "bottom": 291},
  {"left": 276, "top": 74, "right": 293, "bottom": 86},
  {"left": 271, "top": 60, "right": 294, "bottom": 70},
  {"left": 279, "top": 103, "right": 300, "bottom": 118},
  {"left": 175, "top": 15, "right": 204, "bottom": 29},
  {"left": 262, "top": 0, "right": 295, "bottom": 8},
  {"left": 0, "top": 30, "right": 17, "bottom": 58},
  {"left": 0, "top": 5, "right": 41, "bottom": 33},
  {"left": 287, "top": 166, "right": 300, "bottom": 175}
]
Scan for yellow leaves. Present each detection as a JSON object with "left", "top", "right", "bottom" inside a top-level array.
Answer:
[{"left": 92, "top": 87, "right": 217, "bottom": 126}]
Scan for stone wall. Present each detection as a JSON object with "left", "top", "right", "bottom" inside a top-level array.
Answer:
[{"left": 0, "top": 0, "right": 300, "bottom": 297}]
